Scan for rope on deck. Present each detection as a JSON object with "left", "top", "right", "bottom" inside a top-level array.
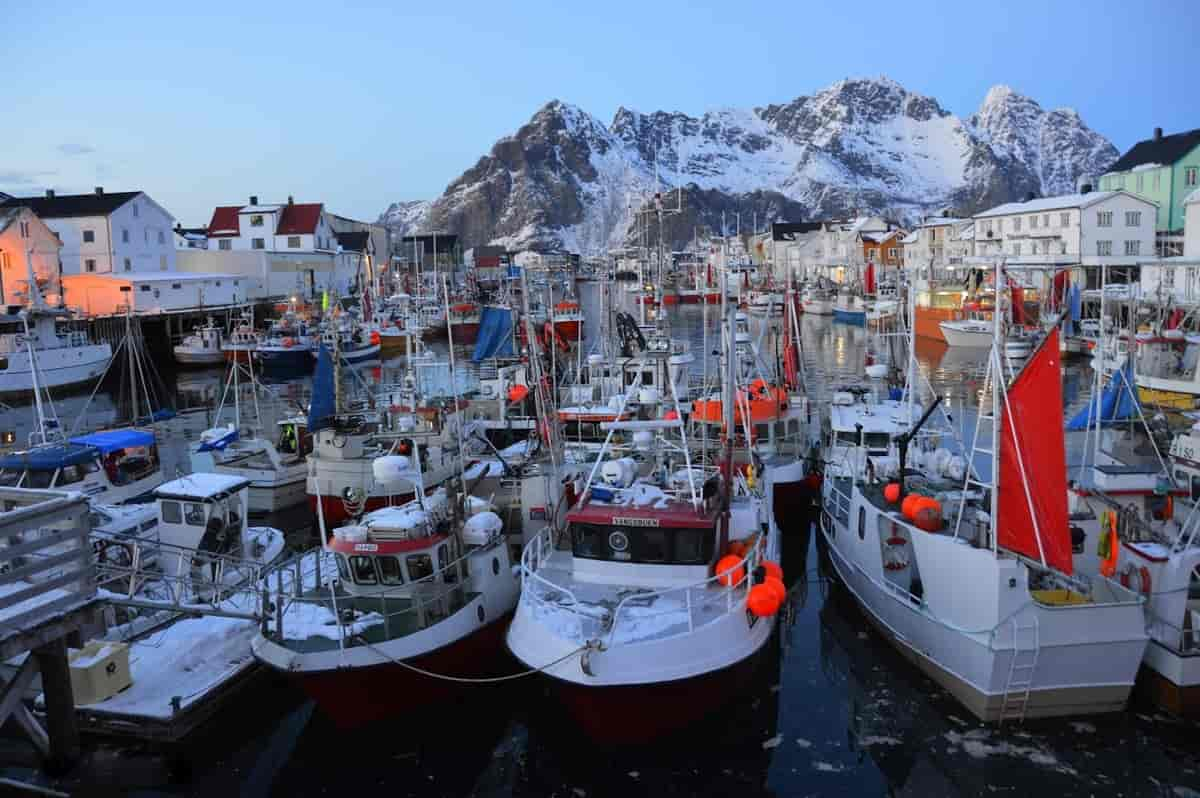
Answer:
[{"left": 350, "top": 637, "right": 591, "bottom": 684}]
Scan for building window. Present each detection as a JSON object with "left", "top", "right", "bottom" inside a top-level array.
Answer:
[
  {"left": 139, "top": 285, "right": 151, "bottom": 292},
  {"left": 1042, "top": 214, "right": 1049, "bottom": 227},
  {"left": 159, "top": 255, "right": 167, "bottom": 270},
  {"left": 1153, "top": 171, "right": 1161, "bottom": 190},
  {"left": 1136, "top": 174, "right": 1144, "bottom": 192},
  {"left": 1014, "top": 217, "right": 1022, "bottom": 232},
  {"left": 250, "top": 215, "right": 264, "bottom": 227},
  {"left": 1030, "top": 215, "right": 1038, "bottom": 229},
  {"left": 121, "top": 228, "right": 129, "bottom": 243},
  {"left": 171, "top": 283, "right": 181, "bottom": 289},
  {"left": 1118, "top": 175, "right": 1126, "bottom": 188},
  {"left": 123, "top": 257, "right": 132, "bottom": 271},
  {"left": 1124, "top": 240, "right": 1141, "bottom": 256},
  {"left": 1097, "top": 240, "right": 1112, "bottom": 256},
  {"left": 1097, "top": 211, "right": 1113, "bottom": 227},
  {"left": 287, "top": 236, "right": 301, "bottom": 248},
  {"left": 85, "top": 259, "right": 96, "bottom": 272},
  {"left": 887, "top": 247, "right": 897, "bottom": 259},
  {"left": 132, "top": 203, "right": 139, "bottom": 218},
  {"left": 1060, "top": 212, "right": 1070, "bottom": 227},
  {"left": 1187, "top": 167, "right": 1198, "bottom": 187},
  {"left": 157, "top": 230, "right": 165, "bottom": 244},
  {"left": 1059, "top": 241, "right": 1068, "bottom": 255},
  {"left": 218, "top": 239, "right": 231, "bottom": 251},
  {"left": 251, "top": 238, "right": 265, "bottom": 250},
  {"left": 83, "top": 229, "right": 95, "bottom": 243},
  {"left": 1125, "top": 211, "right": 1142, "bottom": 227},
  {"left": 1014, "top": 243, "right": 1022, "bottom": 256}
]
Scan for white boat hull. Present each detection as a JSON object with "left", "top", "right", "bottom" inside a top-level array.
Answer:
[
  {"left": 173, "top": 347, "right": 224, "bottom": 365},
  {"left": 0, "top": 344, "right": 111, "bottom": 395},
  {"left": 939, "top": 322, "right": 994, "bottom": 348}
]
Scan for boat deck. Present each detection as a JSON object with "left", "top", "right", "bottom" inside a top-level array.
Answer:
[
  {"left": 528, "top": 551, "right": 738, "bottom": 645},
  {"left": 273, "top": 584, "right": 477, "bottom": 654}
]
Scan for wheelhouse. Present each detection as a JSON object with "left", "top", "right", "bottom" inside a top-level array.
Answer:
[{"left": 154, "top": 473, "right": 250, "bottom": 559}]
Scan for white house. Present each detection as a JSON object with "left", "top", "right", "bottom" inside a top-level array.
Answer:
[
  {"left": 207, "top": 196, "right": 338, "bottom": 254},
  {"left": 1186, "top": 188, "right": 1200, "bottom": 257},
  {"left": 0, "top": 188, "right": 177, "bottom": 275},
  {"left": 0, "top": 207, "right": 62, "bottom": 306},
  {"left": 971, "top": 190, "right": 1157, "bottom": 267}
]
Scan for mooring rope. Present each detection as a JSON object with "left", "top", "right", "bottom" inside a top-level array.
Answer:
[{"left": 351, "top": 636, "right": 590, "bottom": 684}]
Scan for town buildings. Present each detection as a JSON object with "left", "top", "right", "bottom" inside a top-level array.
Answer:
[
  {"left": 0, "top": 207, "right": 62, "bottom": 305},
  {"left": 1098, "top": 127, "right": 1200, "bottom": 256}
]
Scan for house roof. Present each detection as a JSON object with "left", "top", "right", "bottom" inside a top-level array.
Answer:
[
  {"left": 1108, "top": 128, "right": 1200, "bottom": 173},
  {"left": 1, "top": 191, "right": 140, "bottom": 219},
  {"left": 973, "top": 190, "right": 1152, "bottom": 219},
  {"left": 771, "top": 221, "right": 823, "bottom": 241},
  {"left": 335, "top": 231, "right": 370, "bottom": 252},
  {"left": 861, "top": 231, "right": 901, "bottom": 244},
  {"left": 207, "top": 206, "right": 242, "bottom": 237},
  {"left": 276, "top": 203, "right": 323, "bottom": 235},
  {"left": 0, "top": 207, "right": 21, "bottom": 235},
  {"left": 900, "top": 231, "right": 919, "bottom": 245}
]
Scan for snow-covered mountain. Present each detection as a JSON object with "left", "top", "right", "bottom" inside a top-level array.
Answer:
[{"left": 378, "top": 77, "right": 1117, "bottom": 252}]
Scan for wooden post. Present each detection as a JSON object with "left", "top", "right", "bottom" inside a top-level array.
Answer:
[{"left": 32, "top": 638, "right": 79, "bottom": 773}]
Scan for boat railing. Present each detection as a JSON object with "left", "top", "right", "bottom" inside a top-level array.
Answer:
[
  {"left": 261, "top": 540, "right": 493, "bottom": 652},
  {"left": 603, "top": 547, "right": 760, "bottom": 648},
  {"left": 518, "top": 527, "right": 591, "bottom": 642}
]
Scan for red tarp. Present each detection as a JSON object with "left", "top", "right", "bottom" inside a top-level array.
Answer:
[
  {"left": 997, "top": 328, "right": 1073, "bottom": 575},
  {"left": 1010, "top": 285, "right": 1026, "bottom": 324},
  {"left": 1168, "top": 308, "right": 1185, "bottom": 329},
  {"left": 864, "top": 262, "right": 876, "bottom": 294}
]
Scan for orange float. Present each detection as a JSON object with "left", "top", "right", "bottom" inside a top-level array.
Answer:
[
  {"left": 507, "top": 384, "right": 530, "bottom": 402},
  {"left": 883, "top": 483, "right": 901, "bottom": 503},
  {"left": 747, "top": 584, "right": 781, "bottom": 617},
  {"left": 760, "top": 560, "right": 783, "bottom": 583},
  {"left": 900, "top": 494, "right": 924, "bottom": 520},
  {"left": 370, "top": 331, "right": 382, "bottom": 345},
  {"left": 762, "top": 576, "right": 787, "bottom": 605},
  {"left": 715, "top": 555, "right": 745, "bottom": 587},
  {"left": 726, "top": 540, "right": 748, "bottom": 558}
]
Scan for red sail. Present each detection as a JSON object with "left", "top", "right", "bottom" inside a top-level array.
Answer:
[
  {"left": 864, "top": 262, "right": 876, "bottom": 294},
  {"left": 997, "top": 328, "right": 1073, "bottom": 574}
]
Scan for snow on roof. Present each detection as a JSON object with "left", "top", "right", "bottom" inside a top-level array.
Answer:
[
  {"left": 901, "top": 231, "right": 919, "bottom": 244},
  {"left": 238, "top": 204, "right": 282, "bottom": 214},
  {"left": 916, "top": 216, "right": 966, "bottom": 228},
  {"left": 973, "top": 191, "right": 1144, "bottom": 218},
  {"left": 829, "top": 400, "right": 909, "bottom": 434},
  {"left": 156, "top": 473, "right": 249, "bottom": 500},
  {"left": 957, "top": 222, "right": 975, "bottom": 240}
]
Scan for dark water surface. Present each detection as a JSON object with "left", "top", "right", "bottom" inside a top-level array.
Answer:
[{"left": 3, "top": 287, "right": 1198, "bottom": 797}]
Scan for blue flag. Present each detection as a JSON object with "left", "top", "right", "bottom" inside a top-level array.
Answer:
[{"left": 308, "top": 343, "right": 335, "bottom": 433}]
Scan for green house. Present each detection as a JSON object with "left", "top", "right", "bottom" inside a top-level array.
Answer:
[{"left": 1099, "top": 127, "right": 1200, "bottom": 243}]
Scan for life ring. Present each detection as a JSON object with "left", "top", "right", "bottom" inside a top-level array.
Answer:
[{"left": 1119, "top": 563, "right": 1152, "bottom": 595}]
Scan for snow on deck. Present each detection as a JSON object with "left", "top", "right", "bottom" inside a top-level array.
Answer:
[{"left": 524, "top": 552, "right": 735, "bottom": 646}]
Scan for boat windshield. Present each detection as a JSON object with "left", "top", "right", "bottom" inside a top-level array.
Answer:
[
  {"left": 835, "top": 430, "right": 891, "bottom": 449},
  {"left": 571, "top": 522, "right": 715, "bottom": 565}
]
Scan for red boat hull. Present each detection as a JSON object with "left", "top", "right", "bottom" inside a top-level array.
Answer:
[
  {"left": 543, "top": 641, "right": 769, "bottom": 745},
  {"left": 223, "top": 350, "right": 254, "bottom": 364},
  {"left": 290, "top": 612, "right": 515, "bottom": 729},
  {"left": 423, "top": 321, "right": 481, "bottom": 344}
]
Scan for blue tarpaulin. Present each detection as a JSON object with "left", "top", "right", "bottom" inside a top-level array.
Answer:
[
  {"left": 1066, "top": 361, "right": 1139, "bottom": 431},
  {"left": 472, "top": 307, "right": 514, "bottom": 362},
  {"left": 0, "top": 443, "right": 99, "bottom": 471},
  {"left": 197, "top": 427, "right": 239, "bottom": 452},
  {"left": 308, "top": 344, "right": 336, "bottom": 433},
  {"left": 70, "top": 428, "right": 156, "bottom": 454}
]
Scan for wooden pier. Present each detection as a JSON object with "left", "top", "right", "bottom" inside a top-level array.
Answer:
[{"left": 0, "top": 488, "right": 97, "bottom": 774}]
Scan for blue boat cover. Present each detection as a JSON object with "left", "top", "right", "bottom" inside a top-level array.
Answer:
[
  {"left": 1066, "top": 361, "right": 1139, "bottom": 431},
  {"left": 308, "top": 344, "right": 336, "bottom": 433},
  {"left": 70, "top": 428, "right": 156, "bottom": 454},
  {"left": 0, "top": 443, "right": 98, "bottom": 471},
  {"left": 472, "top": 307, "right": 514, "bottom": 362}
]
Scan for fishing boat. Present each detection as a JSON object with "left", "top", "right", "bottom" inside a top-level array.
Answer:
[
  {"left": 507, "top": 305, "right": 786, "bottom": 743},
  {"left": 552, "top": 300, "right": 584, "bottom": 341},
  {"left": 833, "top": 292, "right": 867, "bottom": 325},
  {"left": 747, "top": 290, "right": 785, "bottom": 315},
  {"left": 821, "top": 289, "right": 1149, "bottom": 721},
  {"left": 312, "top": 317, "right": 380, "bottom": 364},
  {"left": 256, "top": 315, "right": 314, "bottom": 371},
  {"left": 424, "top": 301, "right": 482, "bottom": 344},
  {"left": 204, "top": 416, "right": 311, "bottom": 515},
  {"left": 0, "top": 308, "right": 110, "bottom": 395},
  {"left": 305, "top": 345, "right": 465, "bottom": 524},
  {"left": 0, "top": 428, "right": 163, "bottom": 503},
  {"left": 222, "top": 312, "right": 258, "bottom": 364},
  {"left": 172, "top": 318, "right": 224, "bottom": 366},
  {"left": 1066, "top": 362, "right": 1200, "bottom": 716},
  {"left": 801, "top": 284, "right": 835, "bottom": 316},
  {"left": 251, "top": 456, "right": 520, "bottom": 729}
]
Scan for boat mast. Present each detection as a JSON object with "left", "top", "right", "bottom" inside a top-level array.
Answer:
[{"left": 989, "top": 258, "right": 1002, "bottom": 550}]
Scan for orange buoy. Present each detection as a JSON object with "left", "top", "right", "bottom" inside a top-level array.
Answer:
[
  {"left": 663, "top": 409, "right": 679, "bottom": 421},
  {"left": 762, "top": 576, "right": 787, "bottom": 605},
  {"left": 370, "top": 331, "right": 382, "bottom": 345},
  {"left": 883, "top": 483, "right": 901, "bottom": 503},
  {"left": 901, "top": 493, "right": 924, "bottom": 520},
  {"left": 747, "top": 584, "right": 781, "bottom": 617},
  {"left": 761, "top": 560, "right": 783, "bottom": 583},
  {"left": 715, "top": 555, "right": 745, "bottom": 587},
  {"left": 913, "top": 505, "right": 943, "bottom": 531},
  {"left": 726, "top": 540, "right": 748, "bottom": 558},
  {"left": 507, "top": 384, "right": 530, "bottom": 402}
]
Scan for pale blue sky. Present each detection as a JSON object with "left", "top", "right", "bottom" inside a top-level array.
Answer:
[{"left": 4, "top": 0, "right": 1196, "bottom": 225}]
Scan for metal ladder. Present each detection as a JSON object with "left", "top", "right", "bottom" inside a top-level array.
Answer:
[{"left": 999, "top": 615, "right": 1040, "bottom": 723}]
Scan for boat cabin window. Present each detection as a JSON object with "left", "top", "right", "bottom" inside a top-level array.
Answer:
[
  {"left": 1178, "top": 470, "right": 1200, "bottom": 501},
  {"left": 437, "top": 543, "right": 457, "bottom": 584},
  {"left": 161, "top": 501, "right": 183, "bottom": 524},
  {"left": 0, "top": 469, "right": 19, "bottom": 487},
  {"left": 184, "top": 503, "right": 206, "bottom": 526},
  {"left": 834, "top": 430, "right": 890, "bottom": 449},
  {"left": 350, "top": 556, "right": 377, "bottom": 585},
  {"left": 407, "top": 553, "right": 434, "bottom": 581},
  {"left": 378, "top": 556, "right": 404, "bottom": 585},
  {"left": 24, "top": 469, "right": 54, "bottom": 489},
  {"left": 336, "top": 554, "right": 350, "bottom": 581},
  {"left": 572, "top": 523, "right": 715, "bottom": 565},
  {"left": 56, "top": 461, "right": 97, "bottom": 486}
]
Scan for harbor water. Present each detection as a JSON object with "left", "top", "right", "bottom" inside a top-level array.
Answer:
[{"left": 1, "top": 285, "right": 1198, "bottom": 797}]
